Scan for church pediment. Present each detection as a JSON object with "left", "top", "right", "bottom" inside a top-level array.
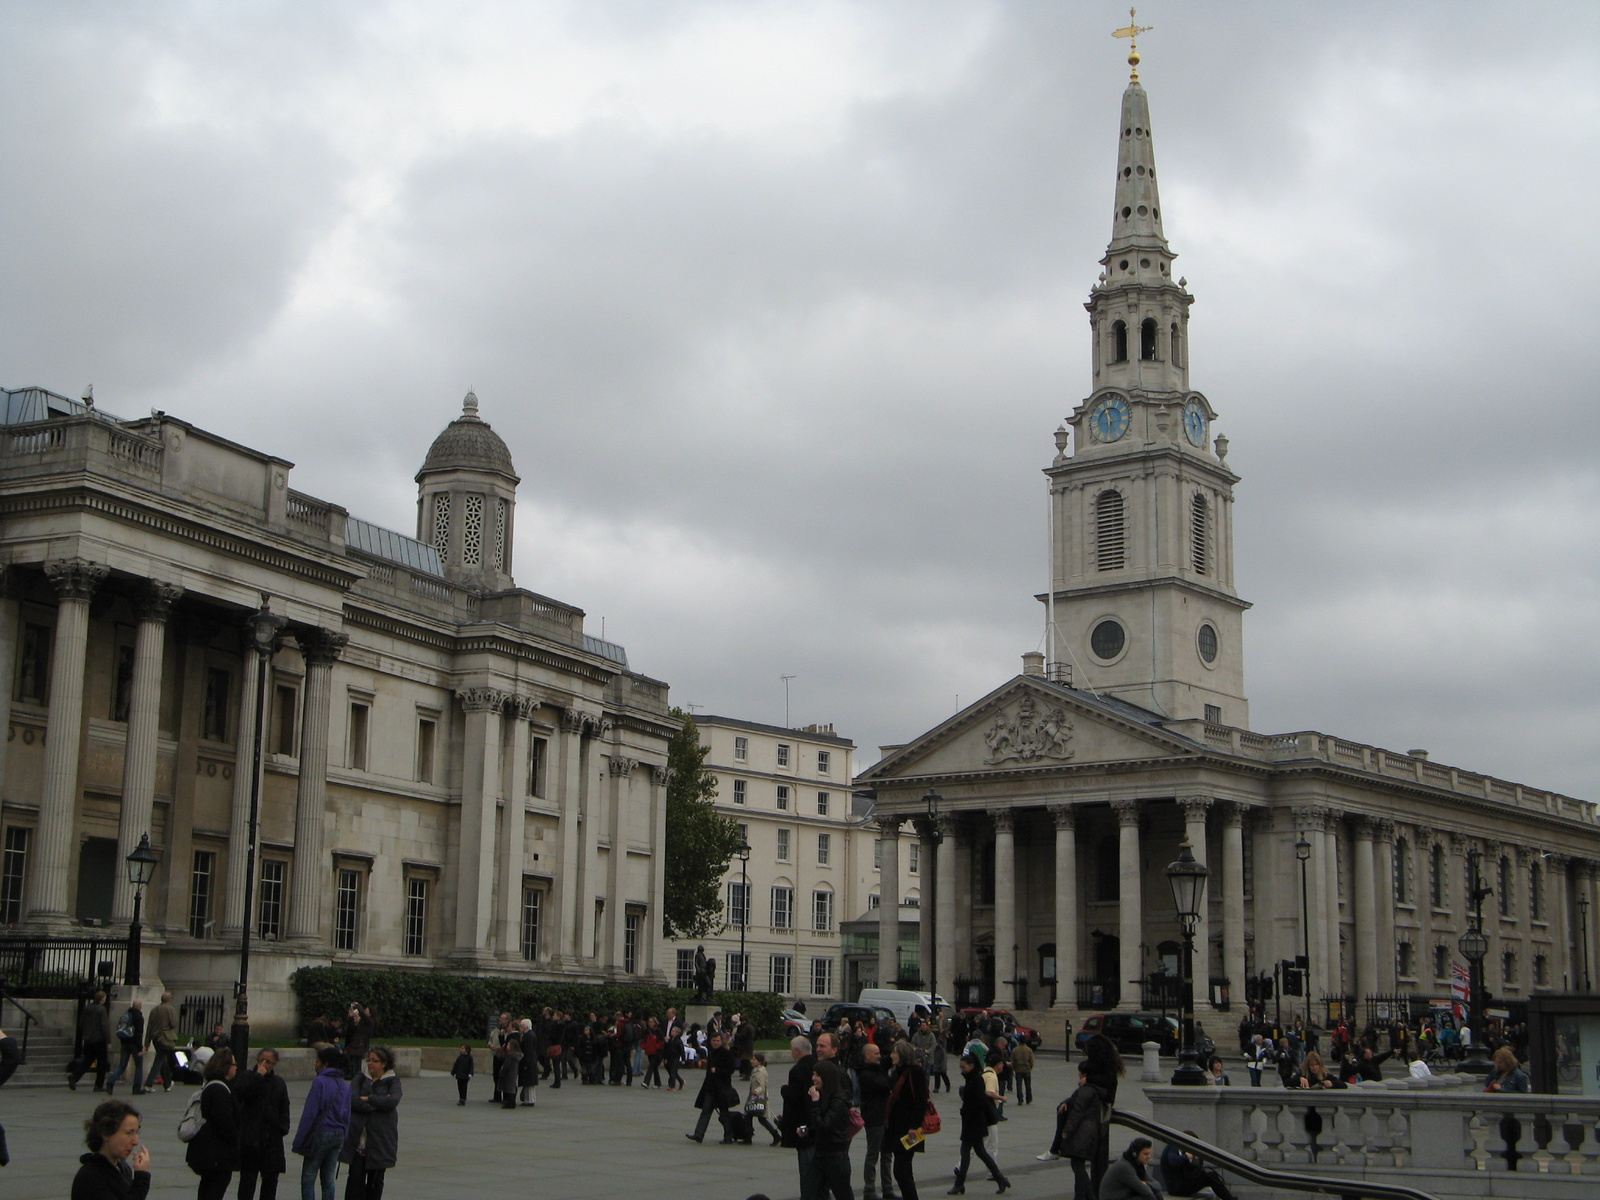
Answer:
[{"left": 860, "top": 676, "right": 1199, "bottom": 783}]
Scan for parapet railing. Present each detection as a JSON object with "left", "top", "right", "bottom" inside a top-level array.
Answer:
[{"left": 1111, "top": 1107, "right": 1441, "bottom": 1200}]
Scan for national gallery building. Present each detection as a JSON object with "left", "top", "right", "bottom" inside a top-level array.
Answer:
[
  {"left": 858, "top": 68, "right": 1600, "bottom": 1024},
  {"left": 0, "top": 386, "right": 675, "bottom": 1033}
]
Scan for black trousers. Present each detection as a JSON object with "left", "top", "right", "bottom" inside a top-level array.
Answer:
[
  {"left": 954, "top": 1138, "right": 1006, "bottom": 1186},
  {"left": 455, "top": 1076, "right": 470, "bottom": 1101},
  {"left": 890, "top": 1144, "right": 920, "bottom": 1200},
  {"left": 343, "top": 1157, "right": 386, "bottom": 1200},
  {"left": 70, "top": 1043, "right": 111, "bottom": 1089},
  {"left": 197, "top": 1169, "right": 233, "bottom": 1200},
  {"left": 1013, "top": 1072, "right": 1032, "bottom": 1104},
  {"left": 237, "top": 1151, "right": 281, "bottom": 1200}
]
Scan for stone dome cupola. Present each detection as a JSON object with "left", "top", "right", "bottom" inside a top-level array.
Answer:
[{"left": 416, "top": 390, "right": 520, "bottom": 591}]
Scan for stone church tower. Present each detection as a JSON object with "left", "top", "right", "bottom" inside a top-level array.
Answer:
[{"left": 1044, "top": 67, "right": 1250, "bottom": 728}]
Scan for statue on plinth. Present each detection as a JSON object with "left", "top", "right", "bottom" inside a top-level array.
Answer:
[{"left": 693, "top": 943, "right": 717, "bottom": 1002}]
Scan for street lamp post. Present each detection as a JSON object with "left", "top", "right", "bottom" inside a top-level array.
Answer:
[
  {"left": 1457, "top": 848, "right": 1493, "bottom": 1076},
  {"left": 123, "top": 834, "right": 160, "bottom": 987},
  {"left": 737, "top": 840, "right": 751, "bottom": 992},
  {"left": 1166, "top": 838, "right": 1210, "bottom": 1086},
  {"left": 921, "top": 789, "right": 942, "bottom": 996},
  {"left": 230, "top": 597, "right": 286, "bottom": 1067},
  {"left": 1295, "top": 836, "right": 1312, "bottom": 1027},
  {"left": 1578, "top": 894, "right": 1592, "bottom": 993}
]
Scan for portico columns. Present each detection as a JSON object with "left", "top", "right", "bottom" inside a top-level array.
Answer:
[
  {"left": 496, "top": 698, "right": 538, "bottom": 957},
  {"left": 1179, "top": 797, "right": 1211, "bottom": 1001},
  {"left": 916, "top": 819, "right": 936, "bottom": 993},
  {"left": 1293, "top": 807, "right": 1327, "bottom": 1009},
  {"left": 287, "top": 629, "right": 346, "bottom": 941},
  {"left": 1374, "top": 821, "right": 1397, "bottom": 992},
  {"left": 453, "top": 686, "right": 506, "bottom": 954},
  {"left": 555, "top": 709, "right": 591, "bottom": 961},
  {"left": 877, "top": 816, "right": 902, "bottom": 988},
  {"left": 1220, "top": 803, "right": 1246, "bottom": 1007},
  {"left": 27, "top": 559, "right": 108, "bottom": 921},
  {"left": 117, "top": 582, "right": 182, "bottom": 924},
  {"left": 934, "top": 814, "right": 959, "bottom": 1005},
  {"left": 1049, "top": 805, "right": 1078, "bottom": 1009},
  {"left": 993, "top": 810, "right": 1017, "bottom": 1008},
  {"left": 1112, "top": 799, "right": 1142, "bottom": 1010},
  {"left": 1352, "top": 817, "right": 1378, "bottom": 1006}
]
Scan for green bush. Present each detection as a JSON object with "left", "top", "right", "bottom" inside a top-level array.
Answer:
[{"left": 290, "top": 966, "right": 784, "bottom": 1040}]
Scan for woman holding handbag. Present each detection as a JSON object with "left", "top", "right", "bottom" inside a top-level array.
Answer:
[
  {"left": 885, "top": 1039, "right": 932, "bottom": 1200},
  {"left": 948, "top": 1053, "right": 1009, "bottom": 1194}
]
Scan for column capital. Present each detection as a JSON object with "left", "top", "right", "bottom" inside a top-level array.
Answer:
[
  {"left": 1048, "top": 804, "right": 1076, "bottom": 832},
  {"left": 1414, "top": 824, "right": 1436, "bottom": 850},
  {"left": 457, "top": 686, "right": 509, "bottom": 714},
  {"left": 1545, "top": 852, "right": 1570, "bottom": 872},
  {"left": 1291, "top": 804, "right": 1329, "bottom": 832},
  {"left": 1373, "top": 818, "right": 1397, "bottom": 844},
  {"left": 1178, "top": 795, "right": 1212, "bottom": 821},
  {"left": 297, "top": 627, "right": 349, "bottom": 666},
  {"left": 1218, "top": 800, "right": 1247, "bottom": 829},
  {"left": 877, "top": 814, "right": 903, "bottom": 837},
  {"left": 134, "top": 580, "right": 184, "bottom": 624},
  {"left": 1110, "top": 798, "right": 1142, "bottom": 827},
  {"left": 507, "top": 694, "right": 542, "bottom": 720},
  {"left": 992, "top": 809, "right": 1015, "bottom": 835},
  {"left": 1448, "top": 830, "right": 1472, "bottom": 854},
  {"left": 608, "top": 755, "right": 637, "bottom": 777},
  {"left": 1513, "top": 844, "right": 1535, "bottom": 867},
  {"left": 651, "top": 763, "right": 673, "bottom": 788},
  {"left": 1350, "top": 814, "right": 1377, "bottom": 840},
  {"left": 935, "top": 813, "right": 962, "bottom": 841},
  {"left": 44, "top": 558, "right": 108, "bottom": 602}
]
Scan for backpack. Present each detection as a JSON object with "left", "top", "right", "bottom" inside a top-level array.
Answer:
[
  {"left": 177, "top": 1087, "right": 207, "bottom": 1142},
  {"left": 116, "top": 1011, "right": 136, "bottom": 1043}
]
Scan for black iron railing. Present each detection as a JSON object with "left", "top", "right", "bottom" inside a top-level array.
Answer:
[
  {"left": 1074, "top": 977, "right": 1119, "bottom": 1009},
  {"left": 0, "top": 935, "right": 127, "bottom": 997},
  {"left": 1141, "top": 972, "right": 1181, "bottom": 1012}
]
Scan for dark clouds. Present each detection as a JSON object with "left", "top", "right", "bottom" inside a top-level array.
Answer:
[{"left": 2, "top": 1, "right": 1596, "bottom": 794}]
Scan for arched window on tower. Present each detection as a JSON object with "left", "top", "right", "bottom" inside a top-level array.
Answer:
[
  {"left": 1140, "top": 318, "right": 1158, "bottom": 361},
  {"left": 1189, "top": 493, "right": 1209, "bottom": 575},
  {"left": 1170, "top": 322, "right": 1181, "bottom": 367},
  {"left": 1111, "top": 320, "right": 1128, "bottom": 363},
  {"left": 1095, "top": 489, "right": 1126, "bottom": 571}
]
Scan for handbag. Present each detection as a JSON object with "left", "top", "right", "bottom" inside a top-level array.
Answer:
[
  {"left": 847, "top": 1106, "right": 866, "bottom": 1139},
  {"left": 547, "top": 1043, "right": 563, "bottom": 1058},
  {"left": 745, "top": 1096, "right": 766, "bottom": 1115},
  {"left": 920, "top": 1099, "right": 941, "bottom": 1136}
]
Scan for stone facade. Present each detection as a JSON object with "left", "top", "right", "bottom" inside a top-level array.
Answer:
[{"left": 0, "top": 387, "right": 675, "bottom": 1033}]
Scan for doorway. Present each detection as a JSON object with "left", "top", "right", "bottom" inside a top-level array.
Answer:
[{"left": 76, "top": 837, "right": 118, "bottom": 923}]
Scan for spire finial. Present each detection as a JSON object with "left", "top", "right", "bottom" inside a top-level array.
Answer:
[
  {"left": 463, "top": 389, "right": 479, "bottom": 418},
  {"left": 1112, "top": 7, "right": 1153, "bottom": 81}
]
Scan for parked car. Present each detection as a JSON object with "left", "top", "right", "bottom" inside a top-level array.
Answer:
[
  {"left": 959, "top": 1007, "right": 1043, "bottom": 1049},
  {"left": 820, "top": 1003, "right": 896, "bottom": 1032},
  {"left": 780, "top": 1008, "right": 810, "bottom": 1038},
  {"left": 1074, "top": 1011, "right": 1180, "bottom": 1055}
]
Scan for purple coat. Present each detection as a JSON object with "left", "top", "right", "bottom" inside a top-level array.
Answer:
[{"left": 292, "top": 1068, "right": 351, "bottom": 1154}]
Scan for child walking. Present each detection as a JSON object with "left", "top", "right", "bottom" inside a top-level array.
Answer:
[{"left": 748, "top": 1052, "right": 782, "bottom": 1145}]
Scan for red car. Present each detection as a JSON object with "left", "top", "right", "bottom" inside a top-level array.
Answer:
[{"left": 960, "top": 1007, "right": 1042, "bottom": 1049}]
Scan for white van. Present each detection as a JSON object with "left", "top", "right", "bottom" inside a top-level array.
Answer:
[{"left": 856, "top": 989, "right": 949, "bottom": 1027}]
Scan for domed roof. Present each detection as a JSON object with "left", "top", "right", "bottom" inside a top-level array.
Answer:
[{"left": 417, "top": 391, "right": 519, "bottom": 481}]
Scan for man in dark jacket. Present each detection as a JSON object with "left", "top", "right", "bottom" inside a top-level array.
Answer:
[
  {"left": 106, "top": 1000, "right": 145, "bottom": 1095},
  {"left": 857, "top": 1042, "right": 893, "bottom": 1200},
  {"left": 686, "top": 1033, "right": 738, "bottom": 1143},
  {"left": 780, "top": 1036, "right": 820, "bottom": 1200},
  {"left": 234, "top": 1048, "right": 290, "bottom": 1200},
  {"left": 70, "top": 991, "right": 113, "bottom": 1092},
  {"left": 1159, "top": 1138, "right": 1237, "bottom": 1200}
]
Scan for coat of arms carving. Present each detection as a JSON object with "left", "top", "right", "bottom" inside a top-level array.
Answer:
[{"left": 982, "top": 696, "right": 1074, "bottom": 765}]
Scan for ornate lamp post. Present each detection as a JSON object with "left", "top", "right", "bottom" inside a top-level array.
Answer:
[
  {"left": 1295, "top": 836, "right": 1313, "bottom": 1026},
  {"left": 1457, "top": 847, "right": 1493, "bottom": 1075},
  {"left": 1578, "top": 894, "right": 1592, "bottom": 992},
  {"left": 230, "top": 597, "right": 286, "bottom": 1065},
  {"left": 123, "top": 834, "right": 160, "bottom": 987},
  {"left": 922, "top": 789, "right": 943, "bottom": 842},
  {"left": 1166, "top": 838, "right": 1210, "bottom": 1085},
  {"left": 736, "top": 839, "right": 751, "bottom": 991}
]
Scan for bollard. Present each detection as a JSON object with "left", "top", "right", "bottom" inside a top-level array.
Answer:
[{"left": 1140, "top": 1040, "right": 1163, "bottom": 1082}]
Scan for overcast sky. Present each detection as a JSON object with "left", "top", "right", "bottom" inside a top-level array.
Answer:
[{"left": 4, "top": 1, "right": 1597, "bottom": 796}]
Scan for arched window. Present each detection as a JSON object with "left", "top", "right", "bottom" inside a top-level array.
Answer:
[
  {"left": 1189, "top": 493, "right": 1209, "bottom": 575},
  {"left": 1111, "top": 320, "right": 1128, "bottom": 363},
  {"left": 1430, "top": 843, "right": 1445, "bottom": 908},
  {"left": 1497, "top": 856, "right": 1511, "bottom": 917},
  {"left": 1394, "top": 838, "right": 1409, "bottom": 903},
  {"left": 1095, "top": 490, "right": 1126, "bottom": 571},
  {"left": 1170, "top": 322, "right": 1181, "bottom": 367},
  {"left": 1140, "top": 318, "right": 1158, "bottom": 361}
]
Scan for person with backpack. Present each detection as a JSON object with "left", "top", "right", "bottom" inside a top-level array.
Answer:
[
  {"left": 291, "top": 1044, "right": 350, "bottom": 1200},
  {"left": 949, "top": 1052, "right": 1010, "bottom": 1195},
  {"left": 106, "top": 1000, "right": 146, "bottom": 1096},
  {"left": 183, "top": 1047, "right": 240, "bottom": 1200},
  {"left": 342, "top": 1045, "right": 402, "bottom": 1200}
]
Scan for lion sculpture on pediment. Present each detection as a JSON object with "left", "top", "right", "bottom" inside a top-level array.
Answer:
[{"left": 982, "top": 696, "right": 1074, "bottom": 765}]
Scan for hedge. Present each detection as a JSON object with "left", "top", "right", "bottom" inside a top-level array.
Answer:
[{"left": 290, "top": 966, "right": 785, "bottom": 1040}]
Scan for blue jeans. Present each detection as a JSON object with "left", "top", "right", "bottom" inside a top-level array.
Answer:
[
  {"left": 300, "top": 1129, "right": 343, "bottom": 1200},
  {"left": 107, "top": 1046, "right": 144, "bottom": 1092}
]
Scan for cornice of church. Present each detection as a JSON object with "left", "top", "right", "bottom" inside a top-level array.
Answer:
[{"left": 1036, "top": 577, "right": 1252, "bottom": 611}]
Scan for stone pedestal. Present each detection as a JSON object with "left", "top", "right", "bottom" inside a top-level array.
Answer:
[{"left": 687, "top": 1003, "right": 721, "bottom": 1030}]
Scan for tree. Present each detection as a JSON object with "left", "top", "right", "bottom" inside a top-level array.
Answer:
[{"left": 662, "top": 707, "right": 744, "bottom": 939}]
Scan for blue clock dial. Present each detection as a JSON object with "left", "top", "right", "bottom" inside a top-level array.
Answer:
[
  {"left": 1091, "top": 395, "right": 1130, "bottom": 443},
  {"left": 1182, "top": 401, "right": 1208, "bottom": 447}
]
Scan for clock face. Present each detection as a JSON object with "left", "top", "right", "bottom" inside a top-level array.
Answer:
[
  {"left": 1091, "top": 395, "right": 1131, "bottom": 443},
  {"left": 1182, "top": 400, "right": 1208, "bottom": 447}
]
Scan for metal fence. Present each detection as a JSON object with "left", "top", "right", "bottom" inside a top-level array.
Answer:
[
  {"left": 0, "top": 935, "right": 128, "bottom": 996},
  {"left": 1074, "top": 977, "right": 1120, "bottom": 1009},
  {"left": 179, "top": 993, "right": 228, "bottom": 1042}
]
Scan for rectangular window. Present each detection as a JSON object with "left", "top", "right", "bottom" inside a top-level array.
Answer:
[
  {"left": 112, "top": 643, "right": 134, "bottom": 721},
  {"left": 273, "top": 684, "right": 298, "bottom": 755},
  {"left": 1531, "top": 865, "right": 1543, "bottom": 921},
  {"left": 404, "top": 877, "right": 428, "bottom": 956},
  {"left": 727, "top": 950, "right": 749, "bottom": 991},
  {"left": 776, "top": 743, "right": 791, "bottom": 767},
  {"left": 593, "top": 898, "right": 605, "bottom": 958},
  {"left": 1, "top": 827, "right": 29, "bottom": 924},
  {"left": 202, "top": 668, "right": 230, "bottom": 742},
  {"left": 771, "top": 953, "right": 793, "bottom": 994},
  {"left": 347, "top": 702, "right": 369, "bottom": 770},
  {"left": 16, "top": 622, "right": 51, "bottom": 704},
  {"left": 816, "top": 791, "right": 829, "bottom": 816},
  {"left": 335, "top": 868, "right": 361, "bottom": 951},
  {"left": 529, "top": 737, "right": 547, "bottom": 796},
  {"left": 909, "top": 843, "right": 921, "bottom": 874},
  {"left": 812, "top": 889, "right": 833, "bottom": 931},
  {"left": 1396, "top": 941, "right": 1413, "bottom": 979},
  {"left": 415, "top": 718, "right": 436, "bottom": 783},
  {"left": 869, "top": 892, "right": 880, "bottom": 910},
  {"left": 1501, "top": 951, "right": 1516, "bottom": 986},
  {"left": 677, "top": 947, "right": 696, "bottom": 990},
  {"left": 624, "top": 911, "right": 641, "bottom": 974},
  {"left": 188, "top": 850, "right": 215, "bottom": 938},
  {"left": 874, "top": 840, "right": 883, "bottom": 871},
  {"left": 733, "top": 779, "right": 747, "bottom": 805},
  {"left": 817, "top": 750, "right": 830, "bottom": 774},
  {"left": 776, "top": 828, "right": 790, "bottom": 862},
  {"left": 771, "top": 886, "right": 793, "bottom": 930},
  {"left": 737, "top": 822, "right": 749, "bottom": 845},
  {"left": 1433, "top": 945, "right": 1449, "bottom": 981},
  {"left": 1204, "top": 703, "right": 1222, "bottom": 725},
  {"left": 811, "top": 956, "right": 833, "bottom": 996},
  {"left": 257, "top": 859, "right": 285, "bottom": 940},
  {"left": 817, "top": 832, "right": 831, "bottom": 865},
  {"left": 1534, "top": 955, "right": 1548, "bottom": 986},
  {"left": 733, "top": 736, "right": 748, "bottom": 762},
  {"left": 521, "top": 887, "right": 541, "bottom": 961},
  {"left": 727, "top": 881, "right": 750, "bottom": 927},
  {"left": 776, "top": 785, "right": 789, "bottom": 811}
]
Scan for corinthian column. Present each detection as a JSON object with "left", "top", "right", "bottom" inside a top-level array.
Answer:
[
  {"left": 992, "top": 810, "right": 1017, "bottom": 1008},
  {"left": 934, "top": 814, "right": 959, "bottom": 1005},
  {"left": 877, "top": 816, "right": 901, "bottom": 988},
  {"left": 115, "top": 582, "right": 182, "bottom": 923},
  {"left": 1179, "top": 797, "right": 1212, "bottom": 1002},
  {"left": 1049, "top": 805, "right": 1078, "bottom": 1008},
  {"left": 1112, "top": 799, "right": 1142, "bottom": 1009},
  {"left": 27, "top": 559, "right": 108, "bottom": 921},
  {"left": 287, "top": 628, "right": 346, "bottom": 940},
  {"left": 1220, "top": 803, "right": 1246, "bottom": 1007},
  {"left": 1352, "top": 817, "right": 1378, "bottom": 1006},
  {"left": 495, "top": 697, "right": 538, "bottom": 957},
  {"left": 1374, "top": 821, "right": 1397, "bottom": 992},
  {"left": 454, "top": 686, "right": 506, "bottom": 954}
]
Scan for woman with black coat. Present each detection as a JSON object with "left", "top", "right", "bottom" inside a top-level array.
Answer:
[
  {"left": 1075, "top": 1034, "right": 1124, "bottom": 1192},
  {"left": 804, "top": 1059, "right": 856, "bottom": 1200},
  {"left": 72, "top": 1099, "right": 152, "bottom": 1200},
  {"left": 949, "top": 1052, "right": 1009, "bottom": 1194},
  {"left": 234, "top": 1048, "right": 290, "bottom": 1200},
  {"left": 185, "top": 1048, "right": 240, "bottom": 1200},
  {"left": 342, "top": 1045, "right": 403, "bottom": 1200},
  {"left": 884, "top": 1039, "right": 931, "bottom": 1200}
]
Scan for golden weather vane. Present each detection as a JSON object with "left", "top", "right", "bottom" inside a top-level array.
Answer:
[{"left": 1112, "top": 7, "right": 1154, "bottom": 80}]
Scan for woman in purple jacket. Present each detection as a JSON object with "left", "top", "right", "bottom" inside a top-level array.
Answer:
[{"left": 291, "top": 1045, "right": 350, "bottom": 1200}]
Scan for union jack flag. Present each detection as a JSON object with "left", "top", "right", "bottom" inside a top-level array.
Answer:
[{"left": 1450, "top": 962, "right": 1471, "bottom": 1020}]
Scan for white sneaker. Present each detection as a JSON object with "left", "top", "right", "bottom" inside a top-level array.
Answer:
[{"left": 1035, "top": 1153, "right": 1060, "bottom": 1161}]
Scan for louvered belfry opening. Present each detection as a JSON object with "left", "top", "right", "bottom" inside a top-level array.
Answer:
[
  {"left": 1190, "top": 492, "right": 1209, "bottom": 574},
  {"left": 1096, "top": 489, "right": 1126, "bottom": 570},
  {"left": 1140, "top": 318, "right": 1158, "bottom": 361},
  {"left": 1112, "top": 320, "right": 1128, "bottom": 363}
]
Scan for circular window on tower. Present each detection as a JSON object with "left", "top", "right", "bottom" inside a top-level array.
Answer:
[
  {"left": 1090, "top": 619, "right": 1127, "bottom": 662},
  {"left": 1197, "top": 623, "right": 1219, "bottom": 665}
]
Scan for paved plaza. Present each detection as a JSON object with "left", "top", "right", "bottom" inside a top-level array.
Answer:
[{"left": 0, "top": 1054, "right": 1164, "bottom": 1200}]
